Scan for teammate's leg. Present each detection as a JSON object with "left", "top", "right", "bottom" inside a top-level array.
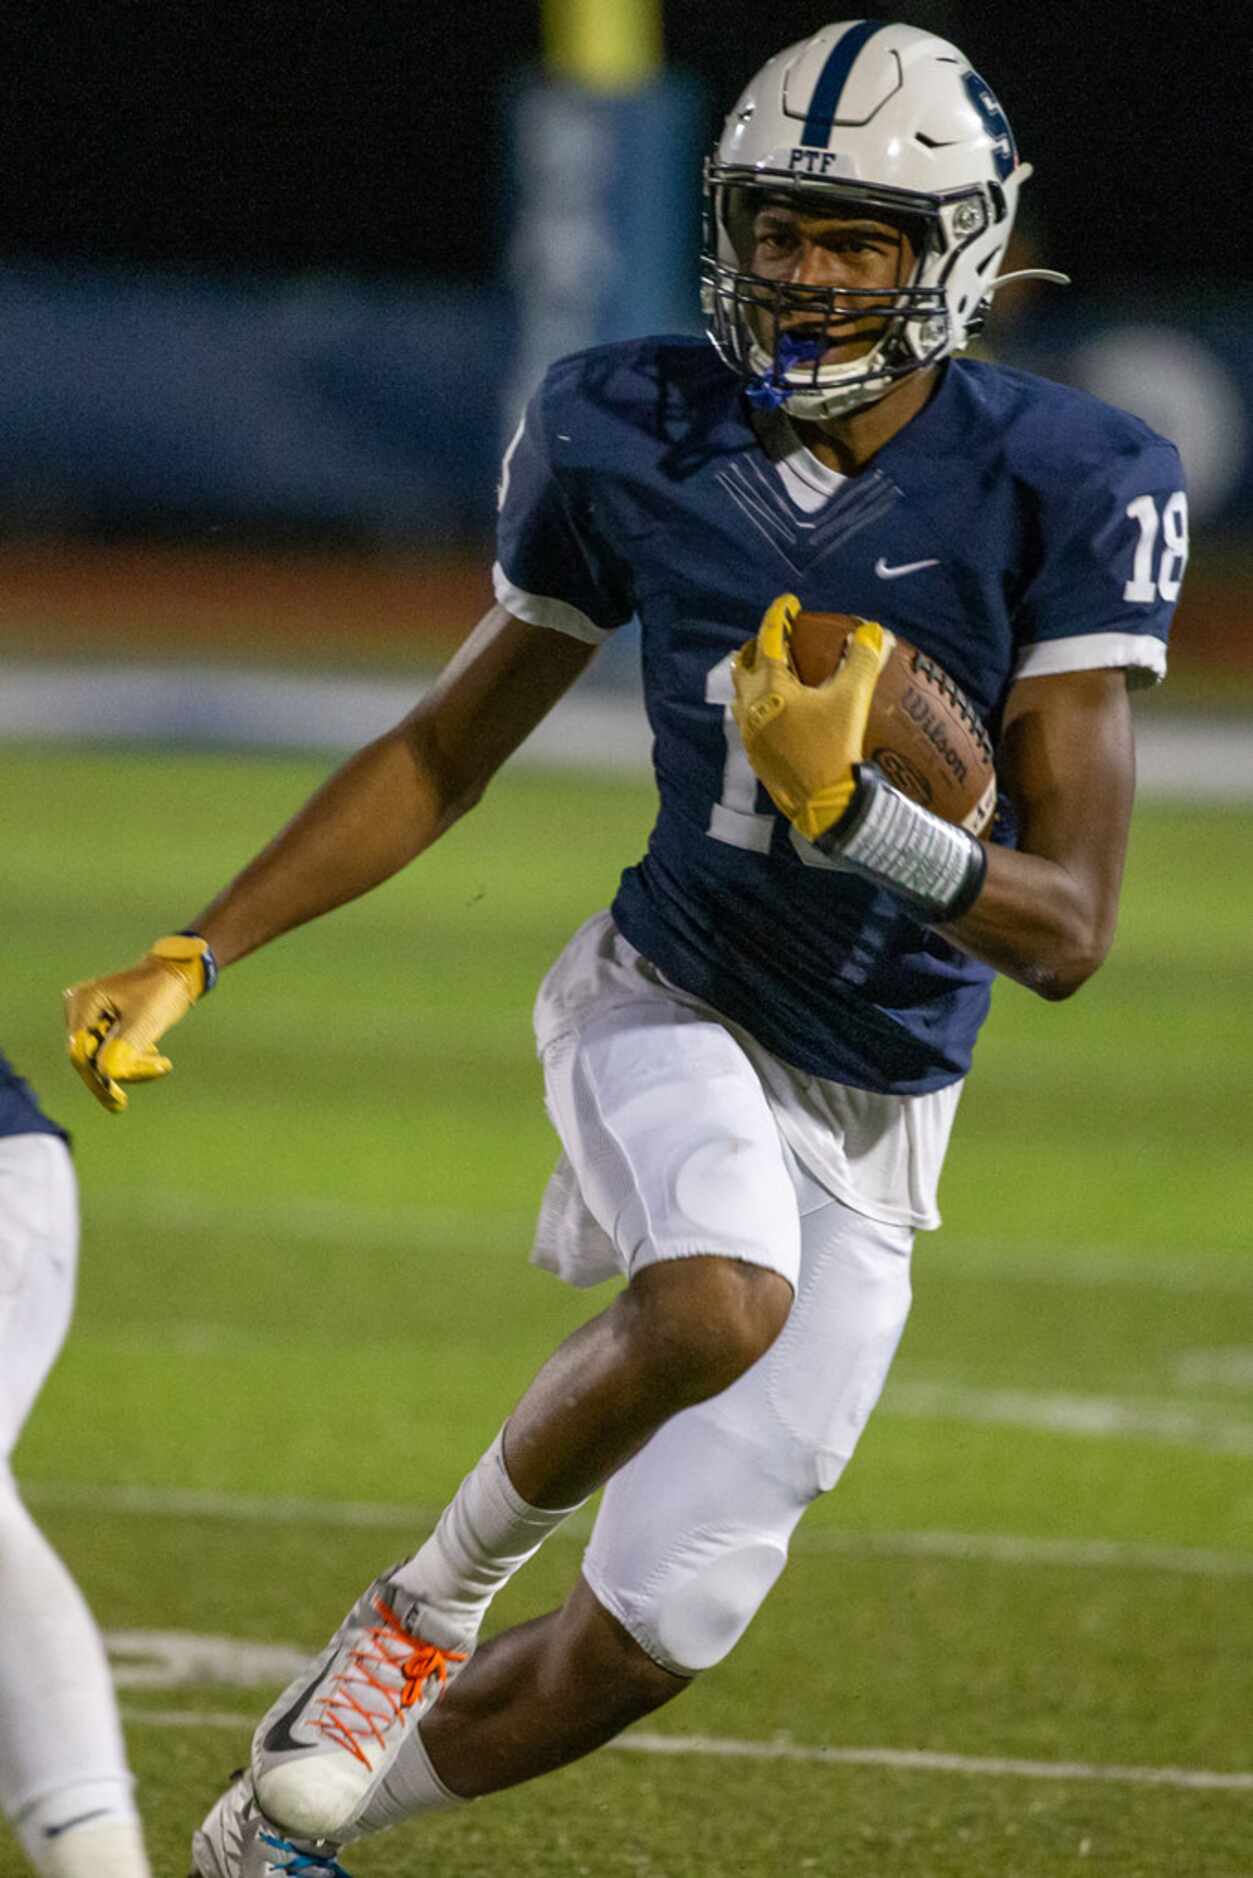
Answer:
[{"left": 0, "top": 1136, "right": 151, "bottom": 1878}]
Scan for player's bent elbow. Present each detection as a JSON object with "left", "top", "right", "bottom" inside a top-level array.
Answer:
[
  {"left": 442, "top": 774, "right": 491, "bottom": 827},
  {"left": 1021, "top": 931, "right": 1113, "bottom": 1002},
  {"left": 1024, "top": 961, "right": 1092, "bottom": 1002}
]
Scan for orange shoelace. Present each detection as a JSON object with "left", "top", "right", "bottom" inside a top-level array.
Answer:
[{"left": 312, "top": 1594, "right": 467, "bottom": 1768}]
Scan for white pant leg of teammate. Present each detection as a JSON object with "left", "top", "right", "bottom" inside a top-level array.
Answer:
[{"left": 0, "top": 1135, "right": 151, "bottom": 1878}]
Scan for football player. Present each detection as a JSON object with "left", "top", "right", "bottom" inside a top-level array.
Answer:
[
  {"left": 0, "top": 1049, "right": 152, "bottom": 1877},
  {"left": 64, "top": 22, "right": 1186, "bottom": 1877}
]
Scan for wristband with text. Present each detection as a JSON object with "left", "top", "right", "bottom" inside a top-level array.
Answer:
[{"left": 813, "top": 764, "right": 988, "bottom": 924}]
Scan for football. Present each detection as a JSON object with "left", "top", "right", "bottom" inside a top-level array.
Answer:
[{"left": 788, "top": 610, "right": 997, "bottom": 835}]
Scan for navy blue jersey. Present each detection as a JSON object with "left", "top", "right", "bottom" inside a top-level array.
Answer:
[
  {"left": 495, "top": 339, "right": 1185, "bottom": 1093},
  {"left": 0, "top": 1047, "right": 68, "bottom": 1143}
]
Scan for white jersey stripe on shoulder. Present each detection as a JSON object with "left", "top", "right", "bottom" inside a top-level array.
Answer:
[
  {"left": 496, "top": 415, "right": 526, "bottom": 514},
  {"left": 1013, "top": 632, "right": 1167, "bottom": 684},
  {"left": 491, "top": 563, "right": 609, "bottom": 645}
]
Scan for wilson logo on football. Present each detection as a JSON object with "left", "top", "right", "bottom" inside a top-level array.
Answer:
[{"left": 901, "top": 686, "right": 971, "bottom": 785}]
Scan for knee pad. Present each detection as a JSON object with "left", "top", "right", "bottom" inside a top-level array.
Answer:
[
  {"left": 650, "top": 1539, "right": 788, "bottom": 1675},
  {"left": 586, "top": 1496, "right": 794, "bottom": 1681},
  {"left": 584, "top": 1202, "right": 914, "bottom": 1674},
  {"left": 585, "top": 1394, "right": 807, "bottom": 1680}
]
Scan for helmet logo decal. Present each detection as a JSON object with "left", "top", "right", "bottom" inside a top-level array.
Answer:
[
  {"left": 789, "top": 147, "right": 843, "bottom": 176},
  {"left": 961, "top": 69, "right": 1017, "bottom": 181},
  {"left": 800, "top": 19, "right": 890, "bottom": 146}
]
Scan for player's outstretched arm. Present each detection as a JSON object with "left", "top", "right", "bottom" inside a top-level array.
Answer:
[
  {"left": 65, "top": 606, "right": 595, "bottom": 1110},
  {"left": 937, "top": 666, "right": 1136, "bottom": 1001}
]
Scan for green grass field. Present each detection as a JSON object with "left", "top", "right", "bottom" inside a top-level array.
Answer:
[{"left": 2, "top": 745, "right": 1251, "bottom": 1877}]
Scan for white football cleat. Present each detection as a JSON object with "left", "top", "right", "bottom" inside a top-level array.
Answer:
[
  {"left": 251, "top": 1574, "right": 470, "bottom": 1841},
  {"left": 190, "top": 1771, "right": 352, "bottom": 1877}
]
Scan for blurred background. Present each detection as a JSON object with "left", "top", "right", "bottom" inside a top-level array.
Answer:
[{"left": 0, "top": 0, "right": 1250, "bottom": 717}]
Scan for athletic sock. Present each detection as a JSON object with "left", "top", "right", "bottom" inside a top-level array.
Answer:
[
  {"left": 390, "top": 1426, "right": 583, "bottom": 1649},
  {"left": 357, "top": 1721, "right": 463, "bottom": 1834},
  {"left": 0, "top": 1475, "right": 150, "bottom": 1878},
  {"left": 26, "top": 1813, "right": 151, "bottom": 1878}
]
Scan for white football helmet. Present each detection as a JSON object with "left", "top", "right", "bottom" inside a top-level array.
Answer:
[{"left": 701, "top": 19, "right": 1065, "bottom": 420}]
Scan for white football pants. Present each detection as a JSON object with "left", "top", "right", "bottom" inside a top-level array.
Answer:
[{"left": 532, "top": 915, "right": 927, "bottom": 1676}]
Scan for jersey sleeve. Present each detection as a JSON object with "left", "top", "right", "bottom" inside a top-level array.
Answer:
[
  {"left": 1012, "top": 437, "right": 1187, "bottom": 688},
  {"left": 492, "top": 380, "right": 636, "bottom": 644}
]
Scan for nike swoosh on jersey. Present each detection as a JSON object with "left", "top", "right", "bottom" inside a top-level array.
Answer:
[
  {"left": 45, "top": 1808, "right": 111, "bottom": 1839},
  {"left": 262, "top": 1657, "right": 337, "bottom": 1755},
  {"left": 874, "top": 556, "right": 941, "bottom": 579}
]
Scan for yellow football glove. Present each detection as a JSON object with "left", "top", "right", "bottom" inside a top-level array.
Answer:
[
  {"left": 64, "top": 935, "right": 216, "bottom": 1114},
  {"left": 730, "top": 593, "right": 895, "bottom": 843}
]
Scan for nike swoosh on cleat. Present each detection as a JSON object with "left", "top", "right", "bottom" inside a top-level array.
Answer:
[
  {"left": 874, "top": 556, "right": 940, "bottom": 579},
  {"left": 45, "top": 1807, "right": 111, "bottom": 1838},
  {"left": 262, "top": 1657, "right": 338, "bottom": 1755}
]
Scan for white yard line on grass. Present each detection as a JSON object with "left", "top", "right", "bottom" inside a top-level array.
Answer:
[
  {"left": 884, "top": 1380, "right": 1253, "bottom": 1455},
  {"left": 113, "top": 1644, "right": 1253, "bottom": 1793},
  {"left": 108, "top": 1630, "right": 310, "bottom": 1689},
  {"left": 612, "top": 1733, "right": 1253, "bottom": 1793},
  {"left": 792, "top": 1527, "right": 1253, "bottom": 1579},
  {"left": 29, "top": 1479, "right": 1253, "bottom": 1578},
  {"left": 1174, "top": 1345, "right": 1253, "bottom": 1388},
  {"left": 28, "top": 1480, "right": 445, "bottom": 1529},
  {"left": 43, "top": 1299, "right": 1253, "bottom": 1452}
]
